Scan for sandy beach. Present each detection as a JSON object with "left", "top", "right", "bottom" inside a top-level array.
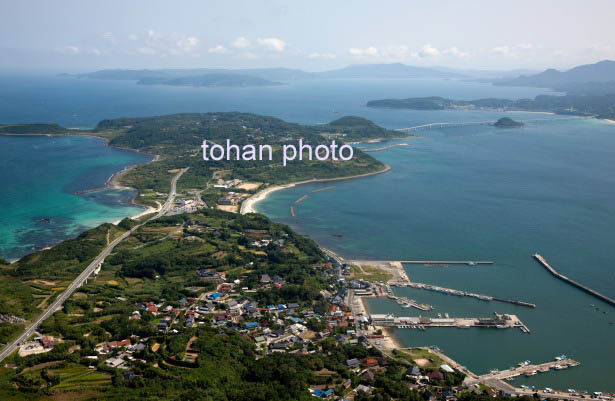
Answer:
[
  {"left": 355, "top": 292, "right": 404, "bottom": 351},
  {"left": 240, "top": 164, "right": 391, "bottom": 214},
  {"left": 379, "top": 327, "right": 404, "bottom": 351}
]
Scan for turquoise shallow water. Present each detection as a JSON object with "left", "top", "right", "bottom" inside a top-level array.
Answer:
[
  {"left": 1, "top": 73, "right": 613, "bottom": 391},
  {"left": 0, "top": 135, "right": 152, "bottom": 260}
]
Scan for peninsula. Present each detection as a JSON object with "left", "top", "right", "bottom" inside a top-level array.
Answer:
[{"left": 366, "top": 94, "right": 615, "bottom": 119}]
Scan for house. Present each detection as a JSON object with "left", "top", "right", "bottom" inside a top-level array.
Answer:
[
  {"left": 361, "top": 370, "right": 375, "bottom": 381},
  {"left": 129, "top": 343, "right": 146, "bottom": 353},
  {"left": 441, "top": 364, "right": 455, "bottom": 373},
  {"left": 198, "top": 269, "right": 223, "bottom": 282},
  {"left": 157, "top": 322, "right": 168, "bottom": 331},
  {"left": 428, "top": 370, "right": 444, "bottom": 382},
  {"left": 147, "top": 305, "right": 158, "bottom": 314},
  {"left": 105, "top": 357, "right": 125, "bottom": 369},
  {"left": 313, "top": 388, "right": 334, "bottom": 398},
  {"left": 254, "top": 336, "right": 267, "bottom": 346},
  {"left": 362, "top": 357, "right": 379, "bottom": 368},
  {"left": 270, "top": 342, "right": 287, "bottom": 351},
  {"left": 260, "top": 274, "right": 272, "bottom": 284},
  {"left": 346, "top": 358, "right": 360, "bottom": 369},
  {"left": 41, "top": 336, "right": 56, "bottom": 348},
  {"left": 207, "top": 292, "right": 222, "bottom": 300},
  {"left": 442, "top": 389, "right": 457, "bottom": 401},
  {"left": 406, "top": 366, "right": 421, "bottom": 378},
  {"left": 245, "top": 322, "right": 259, "bottom": 329},
  {"left": 355, "top": 384, "right": 373, "bottom": 394},
  {"left": 108, "top": 339, "right": 131, "bottom": 349},
  {"left": 218, "top": 193, "right": 241, "bottom": 206}
]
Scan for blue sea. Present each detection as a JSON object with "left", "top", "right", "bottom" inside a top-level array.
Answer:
[
  {"left": 0, "top": 135, "right": 152, "bottom": 260},
  {"left": 1, "top": 72, "right": 613, "bottom": 391}
]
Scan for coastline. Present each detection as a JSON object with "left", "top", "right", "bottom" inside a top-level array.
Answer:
[
  {"left": 240, "top": 164, "right": 392, "bottom": 214},
  {"left": 0, "top": 131, "right": 160, "bottom": 216},
  {"left": 355, "top": 293, "right": 404, "bottom": 351},
  {"left": 0, "top": 133, "right": 161, "bottom": 261}
]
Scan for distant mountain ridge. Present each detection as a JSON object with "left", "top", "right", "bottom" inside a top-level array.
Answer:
[
  {"left": 137, "top": 73, "right": 282, "bottom": 88},
  {"left": 76, "top": 63, "right": 465, "bottom": 83},
  {"left": 366, "top": 94, "right": 615, "bottom": 119},
  {"left": 79, "top": 67, "right": 311, "bottom": 82},
  {"left": 312, "top": 63, "right": 463, "bottom": 79},
  {"left": 495, "top": 60, "right": 615, "bottom": 91}
]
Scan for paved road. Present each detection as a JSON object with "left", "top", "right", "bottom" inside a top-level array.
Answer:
[{"left": 0, "top": 168, "right": 187, "bottom": 363}]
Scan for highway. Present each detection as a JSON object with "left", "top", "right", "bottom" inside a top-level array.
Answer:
[{"left": 0, "top": 168, "right": 187, "bottom": 363}]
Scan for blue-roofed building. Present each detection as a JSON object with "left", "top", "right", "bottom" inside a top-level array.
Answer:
[
  {"left": 207, "top": 292, "right": 222, "bottom": 300},
  {"left": 313, "top": 388, "right": 334, "bottom": 398},
  {"left": 245, "top": 322, "right": 259, "bottom": 329}
]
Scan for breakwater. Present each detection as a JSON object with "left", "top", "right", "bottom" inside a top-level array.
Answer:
[{"left": 533, "top": 253, "right": 615, "bottom": 307}]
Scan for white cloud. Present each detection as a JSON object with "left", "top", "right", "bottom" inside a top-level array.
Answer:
[
  {"left": 492, "top": 45, "right": 514, "bottom": 57},
  {"left": 419, "top": 44, "right": 440, "bottom": 57},
  {"left": 177, "top": 36, "right": 199, "bottom": 52},
  {"left": 103, "top": 32, "right": 116, "bottom": 44},
  {"left": 516, "top": 43, "right": 534, "bottom": 50},
  {"left": 587, "top": 43, "right": 615, "bottom": 58},
  {"left": 89, "top": 48, "right": 102, "bottom": 56},
  {"left": 257, "top": 37, "right": 286, "bottom": 52},
  {"left": 59, "top": 46, "right": 80, "bottom": 55},
  {"left": 491, "top": 44, "right": 536, "bottom": 59},
  {"left": 232, "top": 36, "right": 251, "bottom": 49},
  {"left": 348, "top": 44, "right": 471, "bottom": 61},
  {"left": 444, "top": 46, "right": 469, "bottom": 58},
  {"left": 238, "top": 51, "right": 260, "bottom": 60},
  {"left": 137, "top": 46, "right": 157, "bottom": 55},
  {"left": 349, "top": 46, "right": 379, "bottom": 57},
  {"left": 135, "top": 29, "right": 201, "bottom": 56},
  {"left": 208, "top": 45, "right": 227, "bottom": 54},
  {"left": 308, "top": 52, "right": 336, "bottom": 59}
]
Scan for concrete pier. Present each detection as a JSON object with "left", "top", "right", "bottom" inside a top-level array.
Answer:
[
  {"left": 370, "top": 312, "right": 530, "bottom": 333},
  {"left": 395, "top": 282, "right": 537, "bottom": 309},
  {"left": 534, "top": 253, "right": 615, "bottom": 307},
  {"left": 294, "top": 194, "right": 308, "bottom": 204},
  {"left": 479, "top": 358, "right": 580, "bottom": 381}
]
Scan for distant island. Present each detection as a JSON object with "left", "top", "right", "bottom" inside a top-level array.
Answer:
[
  {"left": 136, "top": 73, "right": 282, "bottom": 88},
  {"left": 493, "top": 117, "right": 524, "bottom": 128},
  {"left": 73, "top": 63, "right": 464, "bottom": 83},
  {"left": 494, "top": 60, "right": 615, "bottom": 92},
  {"left": 366, "top": 94, "right": 615, "bottom": 119}
]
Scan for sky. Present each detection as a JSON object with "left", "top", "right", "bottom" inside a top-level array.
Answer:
[{"left": 1, "top": 0, "right": 615, "bottom": 73}]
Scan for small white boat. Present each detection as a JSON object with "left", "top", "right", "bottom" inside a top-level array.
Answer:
[{"left": 525, "top": 370, "right": 537, "bottom": 377}]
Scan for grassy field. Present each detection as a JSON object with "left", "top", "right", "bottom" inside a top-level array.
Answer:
[
  {"left": 350, "top": 264, "right": 393, "bottom": 282},
  {"left": 50, "top": 366, "right": 111, "bottom": 391},
  {"left": 392, "top": 348, "right": 444, "bottom": 370}
]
